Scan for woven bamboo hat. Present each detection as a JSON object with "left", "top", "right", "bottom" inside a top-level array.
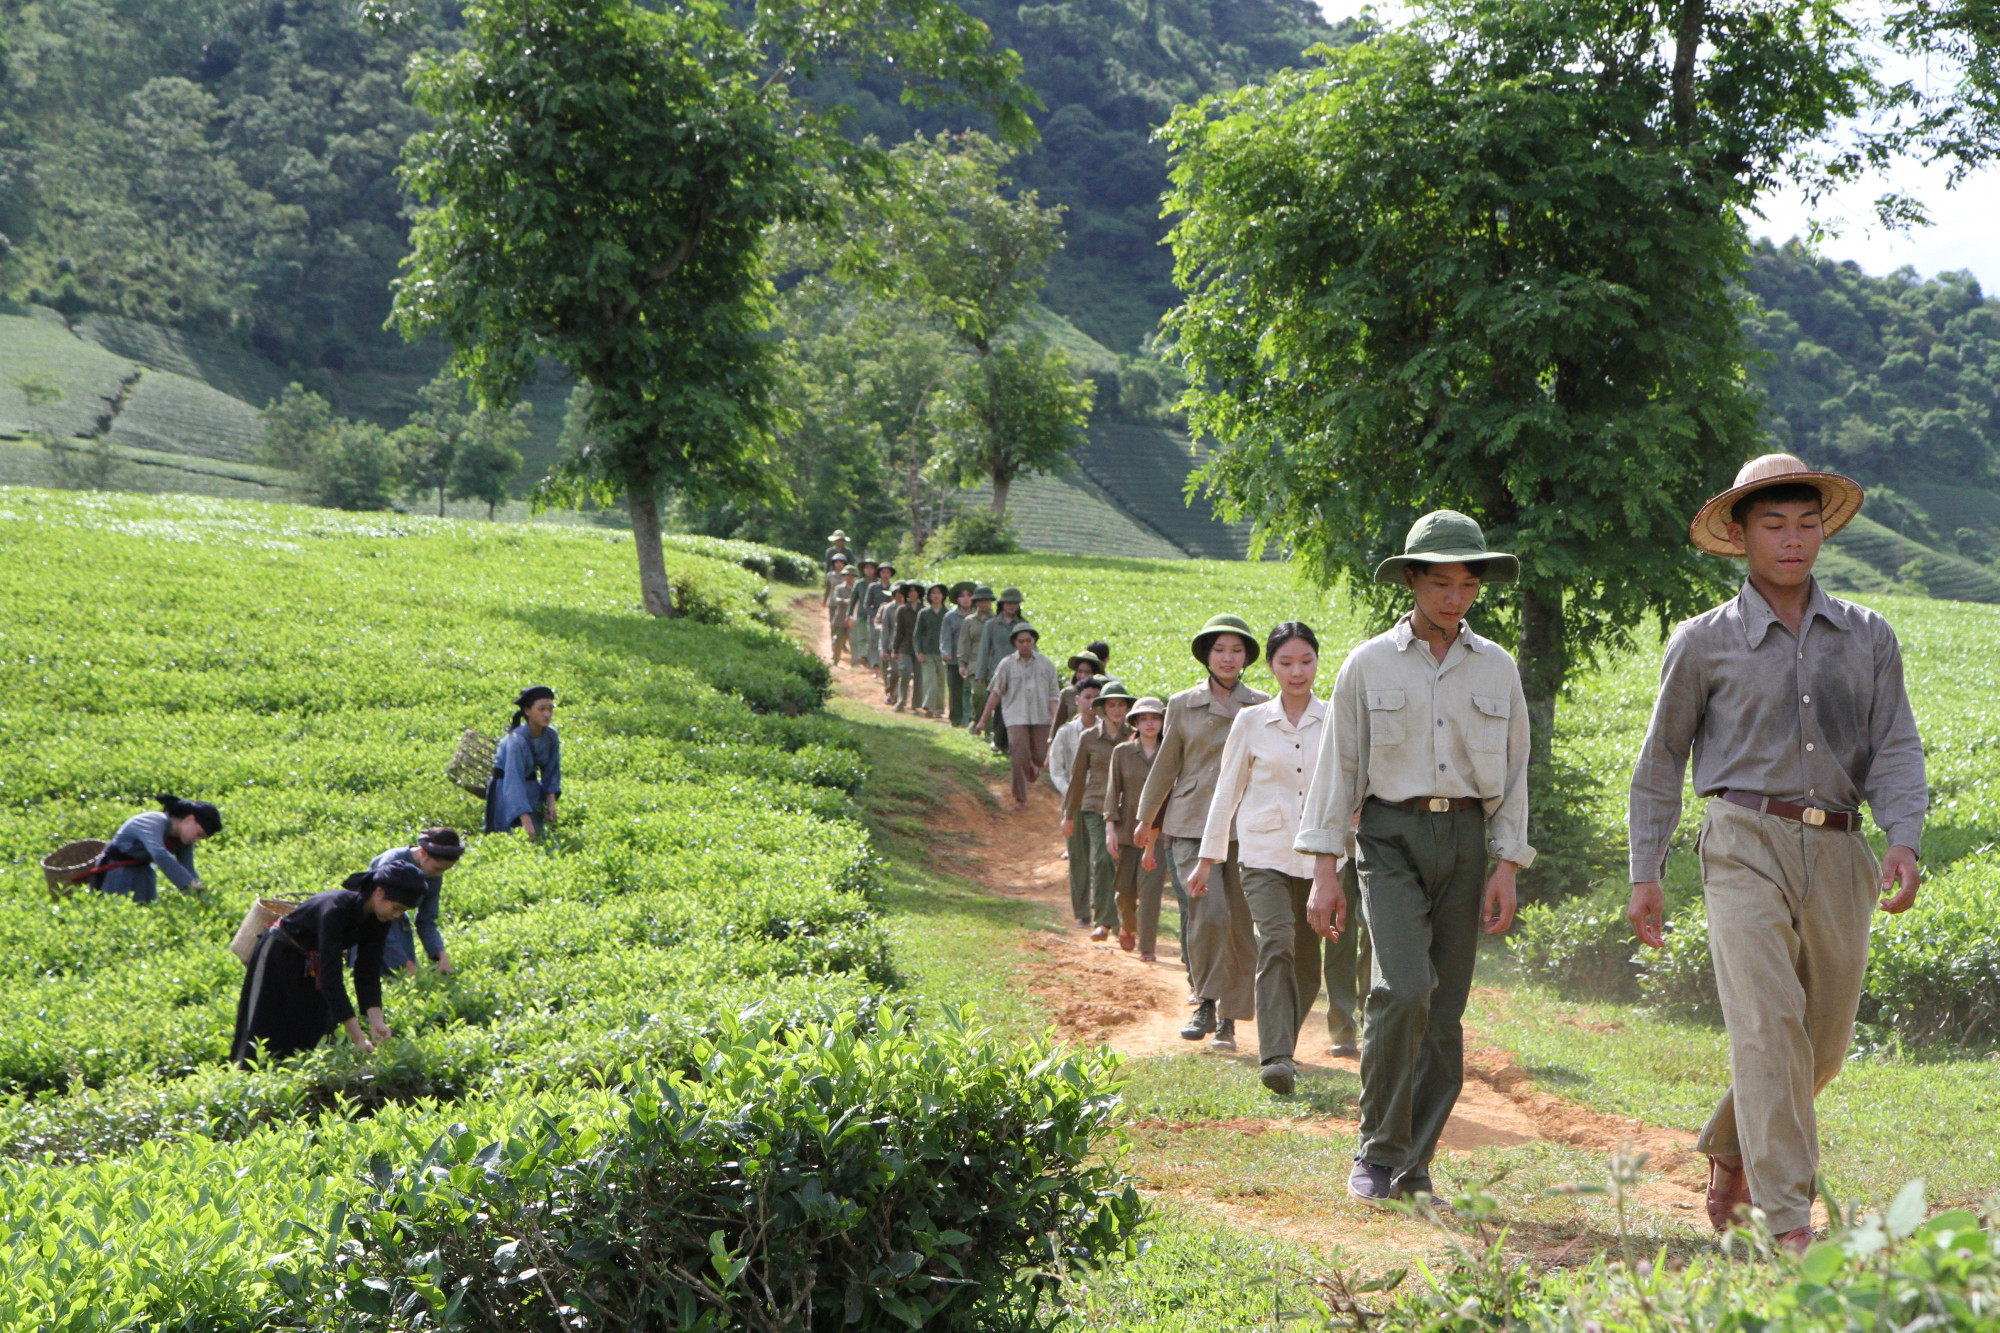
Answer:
[{"left": 1688, "top": 452, "right": 1865, "bottom": 557}]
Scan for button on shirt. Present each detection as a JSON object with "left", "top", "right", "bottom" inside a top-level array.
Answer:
[
  {"left": 1295, "top": 616, "right": 1536, "bottom": 867},
  {"left": 1200, "top": 696, "right": 1326, "bottom": 878},
  {"left": 1626, "top": 578, "right": 1926, "bottom": 881}
]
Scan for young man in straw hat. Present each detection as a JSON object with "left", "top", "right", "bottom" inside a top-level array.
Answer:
[
  {"left": 1627, "top": 453, "right": 1925, "bottom": 1254},
  {"left": 1296, "top": 510, "right": 1534, "bottom": 1206},
  {"left": 1136, "top": 614, "right": 1271, "bottom": 1053},
  {"left": 825, "top": 529, "right": 851, "bottom": 565}
]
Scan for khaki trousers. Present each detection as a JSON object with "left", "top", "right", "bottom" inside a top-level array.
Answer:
[
  {"left": 1695, "top": 798, "right": 1878, "bottom": 1234},
  {"left": 1171, "top": 836, "right": 1255, "bottom": 1021},
  {"left": 1005, "top": 724, "right": 1049, "bottom": 805},
  {"left": 1241, "top": 867, "right": 1319, "bottom": 1066}
]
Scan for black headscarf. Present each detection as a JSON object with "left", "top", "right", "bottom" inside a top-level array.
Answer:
[
  {"left": 418, "top": 827, "right": 466, "bottom": 862},
  {"left": 343, "top": 862, "right": 430, "bottom": 907},
  {"left": 155, "top": 793, "right": 222, "bottom": 837},
  {"left": 510, "top": 685, "right": 555, "bottom": 731}
]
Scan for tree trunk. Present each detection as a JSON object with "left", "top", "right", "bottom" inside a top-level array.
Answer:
[
  {"left": 437, "top": 486, "right": 446, "bottom": 518},
  {"left": 628, "top": 486, "right": 676, "bottom": 618},
  {"left": 990, "top": 470, "right": 1011, "bottom": 518},
  {"left": 1517, "top": 584, "right": 1565, "bottom": 764}
]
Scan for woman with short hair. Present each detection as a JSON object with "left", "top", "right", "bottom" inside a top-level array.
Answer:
[
  {"left": 486, "top": 686, "right": 561, "bottom": 837},
  {"left": 94, "top": 794, "right": 222, "bottom": 902},
  {"left": 231, "top": 860, "right": 430, "bottom": 1063}
]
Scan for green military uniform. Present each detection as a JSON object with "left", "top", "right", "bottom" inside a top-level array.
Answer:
[
  {"left": 828, "top": 575, "right": 859, "bottom": 666},
  {"left": 1062, "top": 709, "right": 1129, "bottom": 931},
  {"left": 1105, "top": 697, "right": 1171, "bottom": 955},
  {"left": 961, "top": 590, "right": 996, "bottom": 738}
]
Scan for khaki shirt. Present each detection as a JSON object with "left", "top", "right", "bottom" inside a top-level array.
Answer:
[
  {"left": 1135, "top": 679, "right": 1273, "bottom": 840},
  {"left": 1296, "top": 615, "right": 1535, "bottom": 867},
  {"left": 960, "top": 609, "right": 993, "bottom": 674},
  {"left": 1200, "top": 696, "right": 1325, "bottom": 878},
  {"left": 830, "top": 584, "right": 857, "bottom": 626},
  {"left": 1062, "top": 720, "right": 1129, "bottom": 818},
  {"left": 1104, "top": 736, "right": 1159, "bottom": 846},
  {"left": 1627, "top": 578, "right": 1926, "bottom": 880},
  {"left": 987, "top": 650, "right": 1061, "bottom": 727}
]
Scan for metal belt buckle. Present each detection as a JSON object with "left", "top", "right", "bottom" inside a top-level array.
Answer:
[
  {"left": 1801, "top": 807, "right": 1827, "bottom": 827},
  {"left": 1427, "top": 798, "right": 1452, "bottom": 813}
]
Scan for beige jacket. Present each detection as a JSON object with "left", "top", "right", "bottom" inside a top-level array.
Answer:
[
  {"left": 1135, "top": 679, "right": 1272, "bottom": 840},
  {"left": 1295, "top": 615, "right": 1535, "bottom": 867},
  {"left": 1103, "top": 737, "right": 1159, "bottom": 846},
  {"left": 1062, "top": 720, "right": 1129, "bottom": 818},
  {"left": 1200, "top": 696, "right": 1325, "bottom": 878}
]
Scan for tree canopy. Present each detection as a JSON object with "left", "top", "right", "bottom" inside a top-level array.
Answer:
[{"left": 393, "top": 0, "right": 1035, "bottom": 613}]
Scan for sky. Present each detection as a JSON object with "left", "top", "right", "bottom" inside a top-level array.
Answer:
[{"left": 1310, "top": 0, "right": 2000, "bottom": 296}]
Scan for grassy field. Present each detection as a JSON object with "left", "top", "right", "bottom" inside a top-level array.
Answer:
[{"left": 0, "top": 490, "right": 1132, "bottom": 1329}]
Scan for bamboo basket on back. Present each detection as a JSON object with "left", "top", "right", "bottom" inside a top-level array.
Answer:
[
  {"left": 447, "top": 729, "right": 497, "bottom": 798},
  {"left": 40, "top": 840, "right": 106, "bottom": 901}
]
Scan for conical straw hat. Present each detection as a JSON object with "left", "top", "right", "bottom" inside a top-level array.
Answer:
[{"left": 1688, "top": 453, "right": 1864, "bottom": 557}]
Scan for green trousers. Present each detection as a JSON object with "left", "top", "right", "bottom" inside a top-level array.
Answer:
[
  {"left": 1325, "top": 859, "right": 1371, "bottom": 1048},
  {"left": 945, "top": 662, "right": 965, "bottom": 725},
  {"left": 1355, "top": 800, "right": 1486, "bottom": 1191},
  {"left": 966, "top": 678, "right": 990, "bottom": 735},
  {"left": 1240, "top": 867, "right": 1319, "bottom": 1066},
  {"left": 1081, "top": 811, "right": 1117, "bottom": 929},
  {"left": 1065, "top": 815, "right": 1092, "bottom": 923}
]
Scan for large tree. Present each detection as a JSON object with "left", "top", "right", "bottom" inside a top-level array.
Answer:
[
  {"left": 1161, "top": 0, "right": 1886, "bottom": 743},
  {"left": 391, "top": 0, "right": 1033, "bottom": 615}
]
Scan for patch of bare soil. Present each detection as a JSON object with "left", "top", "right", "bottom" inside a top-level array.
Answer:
[{"left": 789, "top": 594, "right": 1718, "bottom": 1253}]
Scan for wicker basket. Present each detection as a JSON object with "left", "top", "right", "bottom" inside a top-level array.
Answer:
[
  {"left": 41, "top": 840, "right": 107, "bottom": 901},
  {"left": 230, "top": 896, "right": 301, "bottom": 965},
  {"left": 447, "top": 729, "right": 497, "bottom": 798}
]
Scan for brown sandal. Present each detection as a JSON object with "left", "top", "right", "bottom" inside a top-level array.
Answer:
[{"left": 1705, "top": 1154, "right": 1750, "bottom": 1231}]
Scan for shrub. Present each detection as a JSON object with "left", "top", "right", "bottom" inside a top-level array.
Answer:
[
  {"left": 1509, "top": 881, "right": 1644, "bottom": 1001},
  {"left": 1859, "top": 861, "right": 2000, "bottom": 1044},
  {"left": 928, "top": 508, "right": 1018, "bottom": 558},
  {"left": 321, "top": 1009, "right": 1142, "bottom": 1332}
]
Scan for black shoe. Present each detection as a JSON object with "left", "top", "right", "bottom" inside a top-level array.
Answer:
[
  {"left": 1347, "top": 1159, "right": 1395, "bottom": 1206},
  {"left": 1209, "top": 1018, "right": 1237, "bottom": 1052},
  {"left": 1326, "top": 1042, "right": 1360, "bottom": 1059},
  {"left": 1397, "top": 1177, "right": 1452, "bottom": 1214},
  {"left": 1180, "top": 998, "right": 1216, "bottom": 1041},
  {"left": 1260, "top": 1058, "right": 1296, "bottom": 1095}
]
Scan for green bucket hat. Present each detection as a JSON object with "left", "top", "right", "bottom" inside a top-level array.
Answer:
[
  {"left": 997, "top": 586, "right": 1024, "bottom": 605},
  {"left": 1067, "top": 649, "right": 1104, "bottom": 673},
  {"left": 1373, "top": 510, "right": 1518, "bottom": 584},
  {"left": 1096, "top": 680, "right": 1135, "bottom": 704},
  {"left": 972, "top": 585, "right": 996, "bottom": 602},
  {"left": 1192, "top": 613, "right": 1260, "bottom": 667}
]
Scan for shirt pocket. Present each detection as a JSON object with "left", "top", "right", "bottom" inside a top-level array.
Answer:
[
  {"left": 1243, "top": 806, "right": 1286, "bottom": 834},
  {"left": 1366, "top": 689, "right": 1407, "bottom": 746},
  {"left": 1468, "top": 693, "right": 1510, "bottom": 791}
]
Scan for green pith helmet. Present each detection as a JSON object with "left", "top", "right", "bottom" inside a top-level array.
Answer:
[
  {"left": 1010, "top": 622, "right": 1040, "bottom": 644},
  {"left": 949, "top": 580, "right": 978, "bottom": 599},
  {"left": 1373, "top": 510, "right": 1519, "bottom": 584},
  {"left": 997, "top": 586, "right": 1024, "bottom": 605},
  {"left": 972, "top": 584, "right": 996, "bottom": 602},
  {"left": 828, "top": 553, "right": 849, "bottom": 566},
  {"left": 1192, "top": 613, "right": 1260, "bottom": 667},
  {"left": 1067, "top": 649, "right": 1104, "bottom": 673},
  {"left": 1096, "top": 680, "right": 1135, "bottom": 704}
]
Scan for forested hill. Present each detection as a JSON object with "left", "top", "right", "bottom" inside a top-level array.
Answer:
[{"left": 1746, "top": 241, "right": 2000, "bottom": 597}]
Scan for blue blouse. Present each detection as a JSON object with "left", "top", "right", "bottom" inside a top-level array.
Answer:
[
  {"left": 371, "top": 846, "right": 446, "bottom": 970},
  {"left": 99, "top": 811, "right": 199, "bottom": 904},
  {"left": 485, "top": 725, "right": 560, "bottom": 833}
]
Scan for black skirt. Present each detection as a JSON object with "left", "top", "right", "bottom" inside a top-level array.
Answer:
[{"left": 231, "top": 928, "right": 336, "bottom": 1064}]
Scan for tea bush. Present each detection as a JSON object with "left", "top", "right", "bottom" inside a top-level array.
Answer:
[{"left": 0, "top": 490, "right": 1135, "bottom": 1328}]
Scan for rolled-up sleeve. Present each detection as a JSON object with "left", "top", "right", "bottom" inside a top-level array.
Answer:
[
  {"left": 1627, "top": 630, "right": 1704, "bottom": 882},
  {"left": 1487, "top": 672, "right": 1536, "bottom": 868},
  {"left": 1199, "top": 713, "right": 1254, "bottom": 864},
  {"left": 1296, "top": 659, "right": 1365, "bottom": 858},
  {"left": 1864, "top": 627, "right": 1927, "bottom": 853}
]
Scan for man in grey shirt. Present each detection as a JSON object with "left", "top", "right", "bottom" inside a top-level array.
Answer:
[
  {"left": 939, "top": 583, "right": 972, "bottom": 726},
  {"left": 1627, "top": 453, "right": 1925, "bottom": 1254}
]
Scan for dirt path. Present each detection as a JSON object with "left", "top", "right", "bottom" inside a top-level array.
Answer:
[{"left": 792, "top": 594, "right": 1711, "bottom": 1248}]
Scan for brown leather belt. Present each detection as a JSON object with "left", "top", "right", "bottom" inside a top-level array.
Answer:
[
  {"left": 1719, "top": 790, "right": 1862, "bottom": 832},
  {"left": 1371, "top": 796, "right": 1483, "bottom": 814}
]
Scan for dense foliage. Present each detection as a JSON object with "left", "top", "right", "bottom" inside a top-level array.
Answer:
[{"left": 0, "top": 490, "right": 1135, "bottom": 1327}]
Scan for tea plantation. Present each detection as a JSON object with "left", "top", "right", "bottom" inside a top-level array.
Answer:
[{"left": 0, "top": 491, "right": 1134, "bottom": 1331}]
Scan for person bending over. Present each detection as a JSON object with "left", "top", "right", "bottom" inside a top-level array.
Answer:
[
  {"left": 231, "top": 860, "right": 430, "bottom": 1063},
  {"left": 94, "top": 794, "right": 222, "bottom": 902},
  {"left": 369, "top": 828, "right": 466, "bottom": 976}
]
